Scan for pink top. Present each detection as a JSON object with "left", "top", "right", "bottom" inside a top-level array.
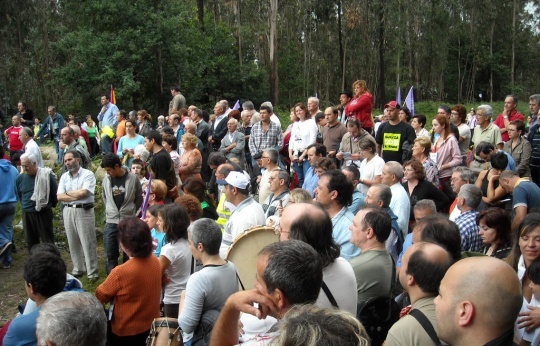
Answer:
[{"left": 432, "top": 135, "right": 462, "bottom": 178}]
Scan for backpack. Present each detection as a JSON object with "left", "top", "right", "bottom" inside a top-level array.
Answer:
[
  {"left": 356, "top": 258, "right": 399, "bottom": 346},
  {"left": 72, "top": 142, "right": 91, "bottom": 169},
  {"left": 191, "top": 309, "right": 220, "bottom": 346}
]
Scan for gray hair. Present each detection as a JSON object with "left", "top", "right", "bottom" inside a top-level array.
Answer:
[
  {"left": 530, "top": 94, "right": 540, "bottom": 105},
  {"left": 69, "top": 124, "right": 81, "bottom": 136},
  {"left": 215, "top": 102, "right": 226, "bottom": 112},
  {"left": 273, "top": 168, "right": 291, "bottom": 187},
  {"left": 385, "top": 161, "right": 404, "bottom": 181},
  {"left": 219, "top": 99, "right": 229, "bottom": 109},
  {"left": 275, "top": 305, "right": 370, "bottom": 346},
  {"left": 242, "top": 100, "right": 255, "bottom": 110},
  {"left": 372, "top": 184, "right": 392, "bottom": 208},
  {"left": 452, "top": 166, "right": 475, "bottom": 184},
  {"left": 48, "top": 106, "right": 56, "bottom": 112},
  {"left": 36, "top": 291, "right": 106, "bottom": 346},
  {"left": 134, "top": 144, "right": 150, "bottom": 162},
  {"left": 308, "top": 97, "right": 319, "bottom": 106},
  {"left": 458, "top": 184, "right": 483, "bottom": 209},
  {"left": 21, "top": 127, "right": 34, "bottom": 137},
  {"left": 263, "top": 148, "right": 279, "bottom": 164},
  {"left": 20, "top": 153, "right": 37, "bottom": 164},
  {"left": 413, "top": 199, "right": 437, "bottom": 214},
  {"left": 476, "top": 104, "right": 493, "bottom": 119},
  {"left": 188, "top": 219, "right": 222, "bottom": 256},
  {"left": 261, "top": 101, "right": 274, "bottom": 114},
  {"left": 227, "top": 118, "right": 239, "bottom": 126}
]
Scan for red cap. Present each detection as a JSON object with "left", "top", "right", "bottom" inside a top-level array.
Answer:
[{"left": 384, "top": 101, "right": 401, "bottom": 109}]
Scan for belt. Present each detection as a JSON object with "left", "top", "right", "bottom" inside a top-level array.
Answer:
[
  {"left": 66, "top": 203, "right": 94, "bottom": 209},
  {"left": 474, "top": 158, "right": 486, "bottom": 164}
]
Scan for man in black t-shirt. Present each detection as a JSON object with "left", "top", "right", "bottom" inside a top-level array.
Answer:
[
  {"left": 144, "top": 130, "right": 177, "bottom": 192},
  {"left": 101, "top": 153, "right": 142, "bottom": 273},
  {"left": 375, "top": 101, "right": 416, "bottom": 164}
]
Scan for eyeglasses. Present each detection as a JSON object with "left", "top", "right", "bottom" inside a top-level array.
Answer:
[{"left": 261, "top": 156, "right": 270, "bottom": 159}]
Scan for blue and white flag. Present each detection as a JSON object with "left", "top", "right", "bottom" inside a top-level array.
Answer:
[{"left": 404, "top": 86, "right": 415, "bottom": 116}]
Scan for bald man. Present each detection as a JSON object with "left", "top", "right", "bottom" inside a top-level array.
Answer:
[
  {"left": 386, "top": 242, "right": 453, "bottom": 346},
  {"left": 434, "top": 256, "right": 522, "bottom": 345}
]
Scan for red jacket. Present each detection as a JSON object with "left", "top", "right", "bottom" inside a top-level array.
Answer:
[{"left": 344, "top": 92, "right": 374, "bottom": 129}]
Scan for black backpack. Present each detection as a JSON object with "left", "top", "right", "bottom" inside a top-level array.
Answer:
[{"left": 356, "top": 258, "right": 400, "bottom": 346}]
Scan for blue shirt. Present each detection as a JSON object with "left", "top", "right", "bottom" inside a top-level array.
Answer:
[
  {"left": 0, "top": 160, "right": 18, "bottom": 204},
  {"left": 98, "top": 102, "right": 120, "bottom": 127},
  {"left": 3, "top": 307, "right": 40, "bottom": 346},
  {"left": 151, "top": 228, "right": 167, "bottom": 257},
  {"left": 332, "top": 207, "right": 361, "bottom": 260},
  {"left": 455, "top": 210, "right": 482, "bottom": 252},
  {"left": 501, "top": 150, "right": 516, "bottom": 171},
  {"left": 348, "top": 190, "right": 365, "bottom": 215},
  {"left": 302, "top": 166, "right": 319, "bottom": 197},
  {"left": 397, "top": 233, "right": 413, "bottom": 267}
]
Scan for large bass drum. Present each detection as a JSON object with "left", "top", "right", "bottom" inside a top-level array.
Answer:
[{"left": 226, "top": 226, "right": 278, "bottom": 290}]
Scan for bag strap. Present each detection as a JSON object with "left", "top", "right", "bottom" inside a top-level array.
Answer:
[
  {"left": 321, "top": 281, "right": 339, "bottom": 309},
  {"left": 409, "top": 309, "right": 440, "bottom": 345},
  {"left": 389, "top": 256, "right": 396, "bottom": 297}
]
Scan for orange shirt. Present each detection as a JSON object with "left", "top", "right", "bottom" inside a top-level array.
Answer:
[
  {"left": 96, "top": 255, "right": 161, "bottom": 336},
  {"left": 116, "top": 119, "right": 127, "bottom": 138}
]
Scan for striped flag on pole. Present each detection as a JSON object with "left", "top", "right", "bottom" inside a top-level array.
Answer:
[{"left": 110, "top": 85, "right": 117, "bottom": 105}]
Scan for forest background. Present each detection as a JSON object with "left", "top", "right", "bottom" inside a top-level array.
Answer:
[{"left": 1, "top": 0, "right": 539, "bottom": 120}]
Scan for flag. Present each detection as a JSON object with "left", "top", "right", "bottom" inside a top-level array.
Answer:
[
  {"left": 110, "top": 85, "right": 117, "bottom": 105},
  {"left": 404, "top": 86, "right": 415, "bottom": 115},
  {"left": 233, "top": 100, "right": 241, "bottom": 110},
  {"left": 396, "top": 87, "right": 402, "bottom": 107}
]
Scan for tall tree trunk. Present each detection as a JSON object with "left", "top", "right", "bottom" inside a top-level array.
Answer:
[
  {"left": 511, "top": 0, "right": 517, "bottom": 90},
  {"left": 237, "top": 0, "right": 242, "bottom": 66},
  {"left": 197, "top": 0, "right": 204, "bottom": 31},
  {"left": 269, "top": 0, "right": 279, "bottom": 105},
  {"left": 337, "top": 0, "right": 345, "bottom": 90},
  {"left": 377, "top": 1, "right": 386, "bottom": 107},
  {"left": 489, "top": 21, "right": 495, "bottom": 102}
]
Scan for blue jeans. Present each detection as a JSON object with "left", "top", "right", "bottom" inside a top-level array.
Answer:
[
  {"left": 104, "top": 223, "right": 119, "bottom": 274},
  {"left": 293, "top": 160, "right": 310, "bottom": 186},
  {"left": 101, "top": 135, "right": 113, "bottom": 154},
  {"left": 54, "top": 138, "right": 63, "bottom": 164},
  {"left": 0, "top": 203, "right": 16, "bottom": 267}
]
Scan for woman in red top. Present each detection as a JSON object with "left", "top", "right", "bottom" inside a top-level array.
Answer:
[{"left": 344, "top": 80, "right": 374, "bottom": 133}]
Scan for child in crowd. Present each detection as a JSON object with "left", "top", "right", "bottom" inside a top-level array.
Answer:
[
  {"left": 518, "top": 258, "right": 540, "bottom": 345},
  {"left": 144, "top": 204, "right": 166, "bottom": 257},
  {"left": 131, "top": 158, "right": 148, "bottom": 185}
]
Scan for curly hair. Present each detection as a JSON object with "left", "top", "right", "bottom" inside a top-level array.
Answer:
[
  {"left": 174, "top": 194, "right": 203, "bottom": 222},
  {"left": 403, "top": 159, "right": 426, "bottom": 181}
]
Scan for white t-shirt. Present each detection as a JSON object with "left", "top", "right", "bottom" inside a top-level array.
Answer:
[
  {"left": 290, "top": 118, "right": 318, "bottom": 152},
  {"left": 358, "top": 154, "right": 385, "bottom": 195},
  {"left": 161, "top": 239, "right": 192, "bottom": 304},
  {"left": 317, "top": 257, "right": 358, "bottom": 316}
]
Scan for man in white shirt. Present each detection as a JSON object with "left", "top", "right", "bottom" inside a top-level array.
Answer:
[
  {"left": 381, "top": 161, "right": 410, "bottom": 236},
  {"left": 19, "top": 127, "right": 43, "bottom": 167}
]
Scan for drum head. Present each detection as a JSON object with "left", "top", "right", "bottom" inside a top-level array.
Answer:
[{"left": 226, "top": 226, "right": 278, "bottom": 290}]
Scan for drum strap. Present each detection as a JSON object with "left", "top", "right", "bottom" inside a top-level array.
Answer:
[{"left": 236, "top": 271, "right": 245, "bottom": 291}]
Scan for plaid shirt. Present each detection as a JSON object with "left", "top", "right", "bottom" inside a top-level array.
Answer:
[
  {"left": 455, "top": 210, "right": 482, "bottom": 252},
  {"left": 248, "top": 121, "right": 283, "bottom": 155}
]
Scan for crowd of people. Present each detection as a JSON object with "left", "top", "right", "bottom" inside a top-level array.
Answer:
[{"left": 1, "top": 83, "right": 540, "bottom": 345}]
